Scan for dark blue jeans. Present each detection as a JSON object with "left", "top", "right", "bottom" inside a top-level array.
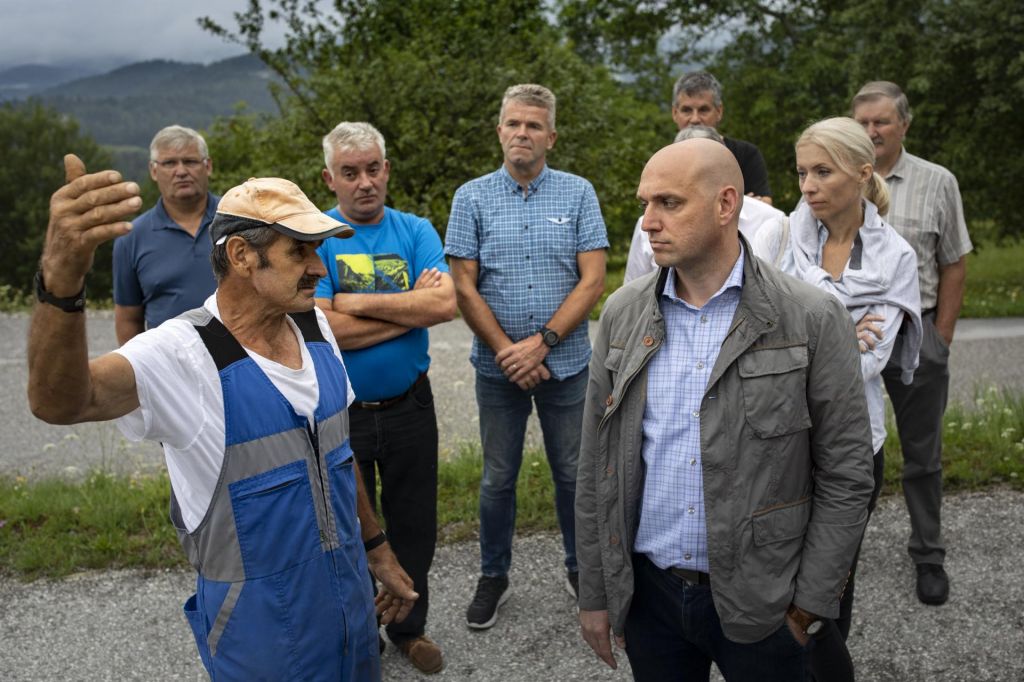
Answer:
[
  {"left": 349, "top": 375, "right": 438, "bottom": 642},
  {"left": 625, "top": 553, "right": 808, "bottom": 682},
  {"left": 475, "top": 369, "right": 587, "bottom": 576}
]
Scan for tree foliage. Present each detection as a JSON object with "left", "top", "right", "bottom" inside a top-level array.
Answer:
[
  {"left": 200, "top": 0, "right": 666, "bottom": 253},
  {"left": 559, "top": 0, "right": 1024, "bottom": 237},
  {"left": 0, "top": 101, "right": 113, "bottom": 297}
]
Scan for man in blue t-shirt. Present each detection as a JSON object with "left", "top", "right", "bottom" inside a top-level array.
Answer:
[
  {"left": 112, "top": 125, "right": 219, "bottom": 344},
  {"left": 315, "top": 121, "right": 455, "bottom": 675}
]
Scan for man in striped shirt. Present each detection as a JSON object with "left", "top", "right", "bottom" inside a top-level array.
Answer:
[{"left": 852, "top": 81, "right": 972, "bottom": 606}]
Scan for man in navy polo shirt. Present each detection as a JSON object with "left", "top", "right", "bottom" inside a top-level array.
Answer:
[
  {"left": 314, "top": 121, "right": 455, "bottom": 675},
  {"left": 445, "top": 84, "right": 608, "bottom": 630},
  {"left": 112, "top": 125, "right": 218, "bottom": 344}
]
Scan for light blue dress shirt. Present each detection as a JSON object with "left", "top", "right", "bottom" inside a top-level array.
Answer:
[{"left": 634, "top": 247, "right": 745, "bottom": 573}]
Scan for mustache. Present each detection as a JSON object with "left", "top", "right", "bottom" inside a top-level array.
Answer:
[{"left": 298, "top": 276, "right": 321, "bottom": 289}]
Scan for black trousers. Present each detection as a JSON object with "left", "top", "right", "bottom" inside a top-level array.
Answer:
[{"left": 349, "top": 376, "right": 439, "bottom": 642}]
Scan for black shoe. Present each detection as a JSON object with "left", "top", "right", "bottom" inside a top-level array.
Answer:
[
  {"left": 565, "top": 570, "right": 579, "bottom": 601},
  {"left": 916, "top": 563, "right": 949, "bottom": 605},
  {"left": 466, "top": 575, "right": 510, "bottom": 629}
]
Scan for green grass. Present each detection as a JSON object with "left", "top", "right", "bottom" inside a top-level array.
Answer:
[
  {"left": 3, "top": 389, "right": 1022, "bottom": 580},
  {"left": 958, "top": 240, "right": 1024, "bottom": 318},
  {"left": 0, "top": 470, "right": 182, "bottom": 579},
  {"left": 883, "top": 386, "right": 1024, "bottom": 491}
]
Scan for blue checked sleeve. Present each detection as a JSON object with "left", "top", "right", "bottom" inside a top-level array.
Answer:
[
  {"left": 444, "top": 184, "right": 480, "bottom": 259},
  {"left": 575, "top": 181, "right": 610, "bottom": 253}
]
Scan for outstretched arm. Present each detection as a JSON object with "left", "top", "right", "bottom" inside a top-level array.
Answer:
[{"left": 28, "top": 155, "right": 144, "bottom": 425}]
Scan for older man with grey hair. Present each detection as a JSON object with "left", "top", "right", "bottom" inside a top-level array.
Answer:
[
  {"left": 624, "top": 126, "right": 784, "bottom": 283},
  {"left": 672, "top": 71, "right": 773, "bottom": 204},
  {"left": 852, "top": 81, "right": 972, "bottom": 606},
  {"left": 315, "top": 120, "right": 454, "bottom": 674},
  {"left": 112, "top": 125, "right": 219, "bottom": 344},
  {"left": 29, "top": 159, "right": 418, "bottom": 679}
]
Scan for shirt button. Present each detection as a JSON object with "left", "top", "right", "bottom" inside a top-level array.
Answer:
[
  {"left": 690, "top": 458, "right": 697, "bottom": 466},
  {"left": 688, "top": 506, "right": 695, "bottom": 515},
  {"left": 528, "top": 284, "right": 532, "bottom": 289},
  {"left": 701, "top": 315, "right": 708, "bottom": 324},
  {"left": 692, "top": 410, "right": 699, "bottom": 418},
  {"left": 643, "top": 336, "right": 654, "bottom": 347},
  {"left": 606, "top": 395, "right": 614, "bottom": 407},
  {"left": 696, "top": 361, "right": 704, "bottom": 369},
  {"left": 610, "top": 535, "right": 620, "bottom": 546},
  {"left": 526, "top": 255, "right": 530, "bottom": 259},
  {"left": 684, "top": 553, "right": 692, "bottom": 561},
  {"left": 605, "top": 466, "right": 614, "bottom": 476}
]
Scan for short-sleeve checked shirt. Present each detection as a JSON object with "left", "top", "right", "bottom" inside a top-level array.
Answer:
[
  {"left": 885, "top": 149, "right": 972, "bottom": 310},
  {"left": 445, "top": 164, "right": 609, "bottom": 380},
  {"left": 634, "top": 247, "right": 745, "bottom": 573}
]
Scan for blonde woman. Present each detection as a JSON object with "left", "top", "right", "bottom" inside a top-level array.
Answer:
[{"left": 752, "top": 117, "right": 922, "bottom": 641}]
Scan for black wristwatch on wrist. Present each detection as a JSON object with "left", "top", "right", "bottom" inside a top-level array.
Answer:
[
  {"left": 540, "top": 325, "right": 560, "bottom": 348},
  {"left": 34, "top": 271, "right": 86, "bottom": 313}
]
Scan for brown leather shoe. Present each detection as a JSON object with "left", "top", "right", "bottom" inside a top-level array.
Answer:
[{"left": 396, "top": 635, "right": 444, "bottom": 674}]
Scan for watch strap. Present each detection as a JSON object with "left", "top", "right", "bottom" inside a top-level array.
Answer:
[
  {"left": 363, "top": 530, "right": 387, "bottom": 552},
  {"left": 540, "top": 325, "right": 560, "bottom": 347},
  {"left": 34, "top": 271, "right": 86, "bottom": 313}
]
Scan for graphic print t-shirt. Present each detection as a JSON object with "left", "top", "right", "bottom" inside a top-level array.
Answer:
[{"left": 315, "top": 207, "right": 448, "bottom": 401}]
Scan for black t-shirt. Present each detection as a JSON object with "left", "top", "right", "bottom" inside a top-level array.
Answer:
[{"left": 724, "top": 137, "right": 771, "bottom": 197}]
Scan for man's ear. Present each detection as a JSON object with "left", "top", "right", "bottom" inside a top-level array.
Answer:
[
  {"left": 225, "top": 235, "right": 256, "bottom": 277},
  {"left": 719, "top": 186, "right": 741, "bottom": 227}
]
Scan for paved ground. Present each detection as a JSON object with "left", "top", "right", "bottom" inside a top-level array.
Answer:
[{"left": 1, "top": 490, "right": 1022, "bottom": 681}]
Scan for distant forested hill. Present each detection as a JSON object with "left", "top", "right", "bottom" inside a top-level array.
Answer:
[
  {"left": 21, "top": 53, "right": 282, "bottom": 183},
  {"left": 39, "top": 54, "right": 281, "bottom": 148}
]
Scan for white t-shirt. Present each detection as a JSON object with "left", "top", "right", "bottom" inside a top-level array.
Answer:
[
  {"left": 113, "top": 294, "right": 354, "bottom": 532},
  {"left": 623, "top": 197, "right": 785, "bottom": 283}
]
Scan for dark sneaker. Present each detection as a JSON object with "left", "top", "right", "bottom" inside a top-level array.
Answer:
[
  {"left": 466, "top": 575, "right": 510, "bottom": 629},
  {"left": 916, "top": 563, "right": 949, "bottom": 605},
  {"left": 395, "top": 634, "right": 444, "bottom": 674},
  {"left": 565, "top": 570, "right": 579, "bottom": 601}
]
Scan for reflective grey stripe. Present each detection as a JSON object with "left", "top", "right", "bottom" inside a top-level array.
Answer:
[{"left": 208, "top": 580, "right": 244, "bottom": 656}]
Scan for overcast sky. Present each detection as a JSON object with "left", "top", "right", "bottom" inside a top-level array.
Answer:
[{"left": 0, "top": 0, "right": 294, "bottom": 69}]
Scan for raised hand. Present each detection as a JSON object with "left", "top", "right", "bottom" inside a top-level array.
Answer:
[{"left": 40, "top": 154, "right": 141, "bottom": 296}]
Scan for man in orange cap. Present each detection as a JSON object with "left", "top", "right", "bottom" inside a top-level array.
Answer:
[{"left": 27, "top": 158, "right": 417, "bottom": 680}]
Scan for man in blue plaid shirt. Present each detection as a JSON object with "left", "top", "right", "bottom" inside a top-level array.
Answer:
[{"left": 445, "top": 83, "right": 609, "bottom": 630}]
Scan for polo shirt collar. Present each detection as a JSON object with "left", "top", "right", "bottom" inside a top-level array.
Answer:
[
  {"left": 498, "top": 163, "right": 550, "bottom": 196},
  {"left": 154, "top": 192, "right": 217, "bottom": 235}
]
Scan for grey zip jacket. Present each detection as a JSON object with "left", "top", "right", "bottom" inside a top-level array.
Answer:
[{"left": 576, "top": 242, "right": 875, "bottom": 644}]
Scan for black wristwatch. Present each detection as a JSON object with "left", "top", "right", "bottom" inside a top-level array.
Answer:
[
  {"left": 34, "top": 271, "right": 86, "bottom": 313},
  {"left": 787, "top": 603, "right": 824, "bottom": 637},
  {"left": 540, "top": 326, "right": 560, "bottom": 348}
]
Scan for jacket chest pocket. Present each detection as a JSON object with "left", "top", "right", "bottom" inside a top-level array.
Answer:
[{"left": 737, "top": 346, "right": 812, "bottom": 438}]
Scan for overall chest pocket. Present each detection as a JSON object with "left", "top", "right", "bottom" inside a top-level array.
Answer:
[{"left": 738, "top": 345, "right": 812, "bottom": 438}]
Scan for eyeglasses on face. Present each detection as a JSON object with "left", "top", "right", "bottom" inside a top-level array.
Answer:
[{"left": 153, "top": 158, "right": 206, "bottom": 170}]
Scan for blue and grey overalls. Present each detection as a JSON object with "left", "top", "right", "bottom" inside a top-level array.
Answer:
[{"left": 172, "top": 308, "right": 379, "bottom": 681}]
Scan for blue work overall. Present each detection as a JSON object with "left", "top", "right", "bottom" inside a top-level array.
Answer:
[{"left": 173, "top": 309, "right": 379, "bottom": 681}]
